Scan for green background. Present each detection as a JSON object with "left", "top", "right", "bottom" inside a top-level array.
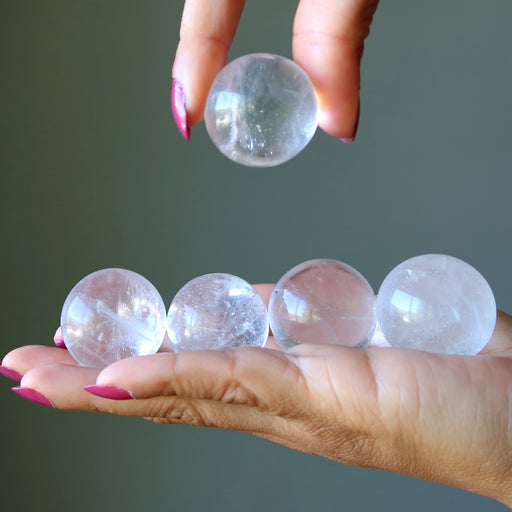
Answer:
[{"left": 1, "top": 1, "right": 511, "bottom": 510}]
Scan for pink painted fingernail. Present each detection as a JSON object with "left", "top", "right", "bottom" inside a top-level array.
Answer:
[
  {"left": 83, "top": 385, "right": 134, "bottom": 400},
  {"left": 0, "top": 365, "right": 23, "bottom": 383},
  {"left": 54, "top": 327, "right": 66, "bottom": 348},
  {"left": 12, "top": 387, "right": 54, "bottom": 407},
  {"left": 340, "top": 101, "right": 360, "bottom": 144},
  {"left": 171, "top": 79, "right": 190, "bottom": 141}
]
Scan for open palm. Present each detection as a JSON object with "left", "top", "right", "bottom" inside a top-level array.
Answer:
[{"left": 2, "top": 284, "right": 511, "bottom": 506}]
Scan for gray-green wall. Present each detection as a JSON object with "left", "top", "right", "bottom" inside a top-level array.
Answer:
[{"left": 1, "top": 1, "right": 511, "bottom": 510}]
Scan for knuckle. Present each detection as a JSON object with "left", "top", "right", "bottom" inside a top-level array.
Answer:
[
  {"left": 149, "top": 397, "right": 216, "bottom": 428},
  {"left": 217, "top": 381, "right": 260, "bottom": 408}
]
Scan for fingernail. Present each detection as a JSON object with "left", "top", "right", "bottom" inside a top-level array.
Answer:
[
  {"left": 0, "top": 365, "right": 23, "bottom": 383},
  {"left": 340, "top": 101, "right": 360, "bottom": 144},
  {"left": 54, "top": 327, "right": 66, "bottom": 349},
  {"left": 12, "top": 387, "right": 54, "bottom": 407},
  {"left": 171, "top": 79, "right": 190, "bottom": 141},
  {"left": 83, "top": 385, "right": 134, "bottom": 400}
]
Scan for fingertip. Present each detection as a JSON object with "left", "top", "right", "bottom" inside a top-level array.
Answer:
[
  {"left": 94, "top": 352, "right": 156, "bottom": 382},
  {"left": 1, "top": 347, "right": 32, "bottom": 379},
  {"left": 339, "top": 100, "right": 360, "bottom": 143},
  {"left": 83, "top": 384, "right": 134, "bottom": 400},
  {"left": 12, "top": 386, "right": 55, "bottom": 408},
  {"left": 293, "top": 49, "right": 361, "bottom": 139},
  {"left": 172, "top": 43, "right": 226, "bottom": 128},
  {"left": 54, "top": 327, "right": 66, "bottom": 348},
  {"left": 292, "top": 0, "right": 376, "bottom": 140},
  {"left": 20, "top": 361, "right": 61, "bottom": 390},
  {"left": 171, "top": 78, "right": 191, "bottom": 140},
  {"left": 0, "top": 364, "right": 23, "bottom": 383},
  {"left": 20, "top": 362, "right": 102, "bottom": 410}
]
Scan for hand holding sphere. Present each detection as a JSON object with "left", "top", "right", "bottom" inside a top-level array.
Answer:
[
  {"left": 3, "top": 0, "right": 512, "bottom": 504},
  {"left": 171, "top": 0, "right": 379, "bottom": 141}
]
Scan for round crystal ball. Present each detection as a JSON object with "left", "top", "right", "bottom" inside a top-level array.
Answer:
[
  {"left": 376, "top": 254, "right": 496, "bottom": 355},
  {"left": 268, "top": 259, "right": 377, "bottom": 350},
  {"left": 60, "top": 268, "right": 166, "bottom": 368},
  {"left": 204, "top": 53, "right": 318, "bottom": 167},
  {"left": 167, "top": 273, "right": 269, "bottom": 352}
]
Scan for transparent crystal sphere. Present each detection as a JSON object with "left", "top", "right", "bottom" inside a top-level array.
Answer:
[
  {"left": 60, "top": 268, "right": 166, "bottom": 368},
  {"left": 204, "top": 53, "right": 318, "bottom": 167},
  {"left": 376, "top": 254, "right": 496, "bottom": 355},
  {"left": 167, "top": 273, "right": 269, "bottom": 352},
  {"left": 269, "top": 259, "right": 377, "bottom": 350}
]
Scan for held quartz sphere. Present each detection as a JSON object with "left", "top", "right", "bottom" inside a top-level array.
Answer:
[
  {"left": 167, "top": 273, "right": 269, "bottom": 352},
  {"left": 60, "top": 268, "right": 167, "bottom": 368},
  {"left": 204, "top": 53, "right": 318, "bottom": 167},
  {"left": 269, "top": 259, "right": 377, "bottom": 350},
  {"left": 376, "top": 254, "right": 497, "bottom": 355}
]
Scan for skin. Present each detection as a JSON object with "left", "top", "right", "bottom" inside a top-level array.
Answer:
[
  {"left": 2, "top": 284, "right": 512, "bottom": 507},
  {"left": 3, "top": 1, "right": 511, "bottom": 507},
  {"left": 172, "top": 0, "right": 381, "bottom": 139}
]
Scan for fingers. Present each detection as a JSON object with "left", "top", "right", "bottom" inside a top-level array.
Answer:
[
  {"left": 2, "top": 284, "right": 276, "bottom": 382},
  {"left": 16, "top": 360, "right": 240, "bottom": 428},
  {"left": 479, "top": 310, "right": 512, "bottom": 356},
  {"left": 2, "top": 345, "right": 77, "bottom": 377},
  {"left": 172, "top": 0, "right": 380, "bottom": 141},
  {"left": 20, "top": 362, "right": 100, "bottom": 409},
  {"left": 7, "top": 346, "right": 300, "bottom": 437},
  {"left": 3, "top": 348, "right": 267, "bottom": 432},
  {"left": 90, "top": 347, "right": 309, "bottom": 435},
  {"left": 172, "top": 0, "right": 246, "bottom": 130},
  {"left": 293, "top": 0, "right": 379, "bottom": 139},
  {"left": 53, "top": 326, "right": 66, "bottom": 348},
  {"left": 95, "top": 347, "right": 304, "bottom": 412}
]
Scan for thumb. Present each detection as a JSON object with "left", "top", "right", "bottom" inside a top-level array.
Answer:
[{"left": 293, "top": 0, "right": 379, "bottom": 140}]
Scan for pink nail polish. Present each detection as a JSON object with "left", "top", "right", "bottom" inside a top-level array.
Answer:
[
  {"left": 54, "top": 328, "right": 66, "bottom": 348},
  {"left": 340, "top": 102, "right": 360, "bottom": 144},
  {"left": 171, "top": 79, "right": 190, "bottom": 141},
  {"left": 12, "top": 387, "right": 54, "bottom": 407},
  {"left": 83, "top": 385, "right": 134, "bottom": 400},
  {"left": 0, "top": 365, "right": 23, "bottom": 383}
]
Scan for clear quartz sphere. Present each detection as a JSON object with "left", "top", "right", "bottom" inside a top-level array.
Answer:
[
  {"left": 60, "top": 268, "right": 166, "bottom": 368},
  {"left": 269, "top": 259, "right": 377, "bottom": 350},
  {"left": 376, "top": 254, "right": 497, "bottom": 355},
  {"left": 204, "top": 53, "right": 318, "bottom": 167},
  {"left": 167, "top": 273, "right": 269, "bottom": 352}
]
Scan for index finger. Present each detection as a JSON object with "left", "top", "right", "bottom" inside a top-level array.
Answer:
[{"left": 172, "top": 0, "right": 246, "bottom": 130}]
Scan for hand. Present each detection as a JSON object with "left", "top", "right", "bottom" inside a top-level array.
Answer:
[
  {"left": 2, "top": 284, "right": 511, "bottom": 507},
  {"left": 171, "top": 0, "right": 380, "bottom": 141}
]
